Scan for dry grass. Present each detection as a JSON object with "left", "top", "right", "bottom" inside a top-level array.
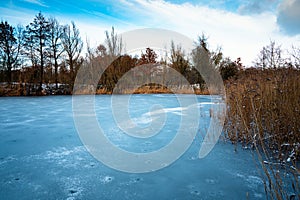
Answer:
[
  {"left": 96, "top": 85, "right": 212, "bottom": 95},
  {"left": 224, "top": 67, "right": 300, "bottom": 199},
  {"left": 96, "top": 88, "right": 112, "bottom": 94}
]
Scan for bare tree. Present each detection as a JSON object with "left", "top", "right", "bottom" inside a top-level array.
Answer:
[
  {"left": 255, "top": 41, "right": 284, "bottom": 69},
  {"left": 61, "top": 21, "right": 83, "bottom": 83},
  {"left": 85, "top": 40, "right": 105, "bottom": 85},
  {"left": 48, "top": 18, "right": 64, "bottom": 89},
  {"left": 105, "top": 26, "right": 123, "bottom": 57},
  {"left": 289, "top": 46, "right": 300, "bottom": 69},
  {"left": 23, "top": 29, "right": 37, "bottom": 69}
]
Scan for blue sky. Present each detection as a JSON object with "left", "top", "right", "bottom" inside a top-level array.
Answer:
[{"left": 1, "top": 0, "right": 300, "bottom": 66}]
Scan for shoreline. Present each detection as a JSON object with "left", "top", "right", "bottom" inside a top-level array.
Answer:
[
  {"left": 0, "top": 92, "right": 213, "bottom": 97},
  {"left": 0, "top": 85, "right": 214, "bottom": 97}
]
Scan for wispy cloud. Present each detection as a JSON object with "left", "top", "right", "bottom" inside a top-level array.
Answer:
[
  {"left": 23, "top": 0, "right": 47, "bottom": 7},
  {"left": 0, "top": 7, "right": 37, "bottom": 25}
]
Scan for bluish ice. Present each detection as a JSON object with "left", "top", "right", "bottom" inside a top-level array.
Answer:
[{"left": 0, "top": 95, "right": 265, "bottom": 199}]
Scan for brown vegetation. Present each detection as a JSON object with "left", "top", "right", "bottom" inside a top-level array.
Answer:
[{"left": 224, "top": 67, "right": 300, "bottom": 199}]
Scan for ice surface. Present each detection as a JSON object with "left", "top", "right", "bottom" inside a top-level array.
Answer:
[{"left": 0, "top": 95, "right": 266, "bottom": 199}]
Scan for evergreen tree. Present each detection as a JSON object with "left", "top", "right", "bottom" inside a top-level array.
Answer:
[
  {"left": 0, "top": 21, "right": 21, "bottom": 82},
  {"left": 169, "top": 41, "right": 190, "bottom": 76},
  {"left": 25, "top": 12, "right": 51, "bottom": 91}
]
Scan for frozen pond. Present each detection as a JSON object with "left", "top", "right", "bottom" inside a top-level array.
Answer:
[{"left": 0, "top": 95, "right": 265, "bottom": 199}]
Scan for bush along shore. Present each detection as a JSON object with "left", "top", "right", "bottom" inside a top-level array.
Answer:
[{"left": 0, "top": 82, "right": 71, "bottom": 96}]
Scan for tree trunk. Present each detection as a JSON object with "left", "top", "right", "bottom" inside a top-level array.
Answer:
[
  {"left": 7, "top": 66, "right": 12, "bottom": 83},
  {"left": 69, "top": 56, "right": 74, "bottom": 83},
  {"left": 39, "top": 38, "right": 43, "bottom": 92},
  {"left": 54, "top": 52, "right": 58, "bottom": 90}
]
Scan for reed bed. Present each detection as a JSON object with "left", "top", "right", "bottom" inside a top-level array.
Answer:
[{"left": 224, "top": 67, "right": 300, "bottom": 199}]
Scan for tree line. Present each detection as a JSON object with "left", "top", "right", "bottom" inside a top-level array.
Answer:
[{"left": 0, "top": 12, "right": 299, "bottom": 95}]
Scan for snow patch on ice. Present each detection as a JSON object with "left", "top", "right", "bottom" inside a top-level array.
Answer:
[
  {"left": 25, "top": 146, "right": 90, "bottom": 169},
  {"left": 61, "top": 177, "right": 84, "bottom": 199},
  {"left": 254, "top": 193, "right": 263, "bottom": 198},
  {"left": 43, "top": 146, "right": 85, "bottom": 159},
  {"left": 0, "top": 155, "right": 17, "bottom": 166},
  {"left": 100, "top": 175, "right": 114, "bottom": 184}
]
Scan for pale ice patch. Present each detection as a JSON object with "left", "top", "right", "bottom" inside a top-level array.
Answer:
[
  {"left": 131, "top": 115, "right": 160, "bottom": 126},
  {"left": 246, "top": 175, "right": 264, "bottom": 188},
  {"left": 140, "top": 105, "right": 189, "bottom": 118},
  {"left": 233, "top": 173, "right": 263, "bottom": 186},
  {"left": 43, "top": 146, "right": 85, "bottom": 159},
  {"left": 199, "top": 102, "right": 214, "bottom": 105},
  {"left": 172, "top": 111, "right": 182, "bottom": 116},
  {"left": 25, "top": 146, "right": 88, "bottom": 168},
  {"left": 254, "top": 193, "right": 264, "bottom": 198},
  {"left": 117, "top": 102, "right": 207, "bottom": 133},
  {"left": 231, "top": 171, "right": 264, "bottom": 195}
]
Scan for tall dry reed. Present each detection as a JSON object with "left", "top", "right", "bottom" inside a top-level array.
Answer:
[{"left": 224, "top": 67, "right": 300, "bottom": 199}]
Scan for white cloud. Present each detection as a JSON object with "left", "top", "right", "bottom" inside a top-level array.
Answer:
[
  {"left": 99, "top": 0, "right": 299, "bottom": 66},
  {"left": 23, "top": 0, "right": 47, "bottom": 7}
]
